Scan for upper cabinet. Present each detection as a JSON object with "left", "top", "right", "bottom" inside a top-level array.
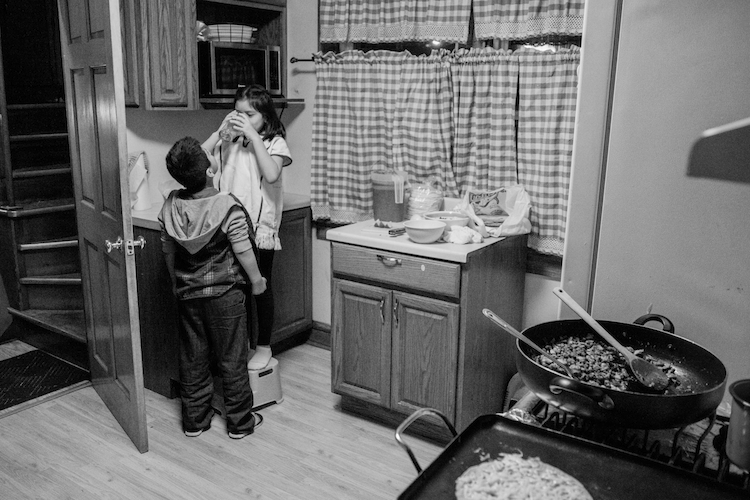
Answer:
[
  {"left": 141, "top": 0, "right": 198, "bottom": 109},
  {"left": 121, "top": 0, "right": 289, "bottom": 110}
]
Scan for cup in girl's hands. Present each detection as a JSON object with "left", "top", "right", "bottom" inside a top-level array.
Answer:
[
  {"left": 219, "top": 111, "right": 242, "bottom": 142},
  {"left": 219, "top": 121, "right": 242, "bottom": 142}
]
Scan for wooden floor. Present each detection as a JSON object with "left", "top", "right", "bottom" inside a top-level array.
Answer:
[{"left": 0, "top": 343, "right": 443, "bottom": 499}]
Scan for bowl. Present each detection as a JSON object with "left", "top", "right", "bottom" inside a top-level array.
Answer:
[
  {"left": 206, "top": 24, "right": 258, "bottom": 44},
  {"left": 403, "top": 220, "right": 446, "bottom": 244},
  {"left": 424, "top": 211, "right": 470, "bottom": 228}
]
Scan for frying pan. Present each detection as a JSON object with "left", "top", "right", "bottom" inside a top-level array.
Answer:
[{"left": 514, "top": 314, "right": 727, "bottom": 429}]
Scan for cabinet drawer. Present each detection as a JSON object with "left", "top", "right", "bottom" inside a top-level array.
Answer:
[{"left": 332, "top": 244, "right": 460, "bottom": 298}]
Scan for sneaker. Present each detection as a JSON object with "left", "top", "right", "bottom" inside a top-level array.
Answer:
[
  {"left": 228, "top": 413, "right": 263, "bottom": 439},
  {"left": 184, "top": 423, "right": 211, "bottom": 437}
]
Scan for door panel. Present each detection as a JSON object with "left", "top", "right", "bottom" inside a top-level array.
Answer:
[
  {"left": 331, "top": 279, "right": 391, "bottom": 406},
  {"left": 58, "top": 0, "right": 147, "bottom": 452},
  {"left": 391, "top": 292, "right": 458, "bottom": 419}
]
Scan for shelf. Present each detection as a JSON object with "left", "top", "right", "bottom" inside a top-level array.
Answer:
[{"left": 200, "top": 97, "right": 304, "bottom": 109}]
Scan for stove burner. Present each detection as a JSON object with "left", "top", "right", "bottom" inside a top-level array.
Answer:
[{"left": 521, "top": 401, "right": 750, "bottom": 491}]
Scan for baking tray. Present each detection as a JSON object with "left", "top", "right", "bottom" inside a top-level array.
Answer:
[{"left": 398, "top": 414, "right": 746, "bottom": 499}]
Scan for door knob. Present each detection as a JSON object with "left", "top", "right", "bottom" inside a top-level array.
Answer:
[{"left": 106, "top": 237, "right": 123, "bottom": 253}]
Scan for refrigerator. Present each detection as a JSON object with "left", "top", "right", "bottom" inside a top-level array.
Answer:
[{"left": 562, "top": 0, "right": 750, "bottom": 412}]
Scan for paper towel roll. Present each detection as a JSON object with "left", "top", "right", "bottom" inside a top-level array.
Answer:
[{"left": 129, "top": 152, "right": 152, "bottom": 211}]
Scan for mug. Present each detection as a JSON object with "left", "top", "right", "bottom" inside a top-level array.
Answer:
[{"left": 726, "top": 379, "right": 750, "bottom": 471}]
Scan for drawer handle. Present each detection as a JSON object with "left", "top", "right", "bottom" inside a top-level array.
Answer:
[{"left": 377, "top": 255, "right": 402, "bottom": 267}]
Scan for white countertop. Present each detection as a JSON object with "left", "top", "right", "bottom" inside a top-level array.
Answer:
[
  {"left": 131, "top": 192, "right": 310, "bottom": 231},
  {"left": 327, "top": 219, "right": 504, "bottom": 263}
]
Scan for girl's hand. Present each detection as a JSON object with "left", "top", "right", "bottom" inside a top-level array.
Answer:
[{"left": 229, "top": 113, "right": 261, "bottom": 143}]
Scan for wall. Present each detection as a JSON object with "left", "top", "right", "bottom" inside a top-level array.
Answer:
[
  {"left": 125, "top": 0, "right": 560, "bottom": 331},
  {"left": 564, "top": 0, "right": 750, "bottom": 412}
]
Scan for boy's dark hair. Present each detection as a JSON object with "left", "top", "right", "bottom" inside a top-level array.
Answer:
[
  {"left": 165, "top": 137, "right": 209, "bottom": 192},
  {"left": 234, "top": 84, "right": 286, "bottom": 141}
]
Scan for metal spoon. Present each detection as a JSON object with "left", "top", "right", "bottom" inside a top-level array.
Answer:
[
  {"left": 552, "top": 287, "right": 670, "bottom": 392},
  {"left": 482, "top": 308, "right": 577, "bottom": 379}
]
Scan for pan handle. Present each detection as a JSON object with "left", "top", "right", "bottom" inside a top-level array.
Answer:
[
  {"left": 549, "top": 377, "right": 616, "bottom": 410},
  {"left": 633, "top": 313, "right": 675, "bottom": 333},
  {"left": 395, "top": 408, "right": 458, "bottom": 474}
]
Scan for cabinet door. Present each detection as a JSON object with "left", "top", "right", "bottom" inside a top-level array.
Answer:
[
  {"left": 391, "top": 292, "right": 459, "bottom": 420},
  {"left": 120, "top": 0, "right": 140, "bottom": 106},
  {"left": 267, "top": 207, "right": 312, "bottom": 345},
  {"left": 331, "top": 279, "right": 391, "bottom": 406},
  {"left": 140, "top": 0, "right": 198, "bottom": 108}
]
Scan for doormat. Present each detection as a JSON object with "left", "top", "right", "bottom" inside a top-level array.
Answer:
[{"left": 0, "top": 350, "right": 89, "bottom": 411}]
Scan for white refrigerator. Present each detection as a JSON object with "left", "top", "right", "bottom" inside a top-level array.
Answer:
[{"left": 563, "top": 0, "right": 750, "bottom": 412}]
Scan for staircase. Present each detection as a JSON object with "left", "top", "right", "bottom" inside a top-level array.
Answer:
[
  {"left": 0, "top": 103, "right": 86, "bottom": 344},
  {"left": 0, "top": 1, "right": 86, "bottom": 361}
]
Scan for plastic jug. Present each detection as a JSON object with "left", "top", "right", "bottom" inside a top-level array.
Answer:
[{"left": 371, "top": 169, "right": 408, "bottom": 222}]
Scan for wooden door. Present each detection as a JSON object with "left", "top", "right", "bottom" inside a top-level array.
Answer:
[
  {"left": 391, "top": 292, "right": 458, "bottom": 420},
  {"left": 57, "top": 0, "right": 148, "bottom": 452},
  {"left": 331, "top": 279, "right": 391, "bottom": 406}
]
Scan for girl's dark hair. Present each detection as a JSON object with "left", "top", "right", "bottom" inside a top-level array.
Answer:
[
  {"left": 165, "top": 136, "right": 209, "bottom": 192},
  {"left": 234, "top": 84, "right": 285, "bottom": 140}
]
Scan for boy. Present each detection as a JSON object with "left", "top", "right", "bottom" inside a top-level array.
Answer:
[{"left": 159, "top": 136, "right": 266, "bottom": 439}]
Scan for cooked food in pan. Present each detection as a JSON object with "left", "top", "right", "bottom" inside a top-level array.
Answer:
[
  {"left": 535, "top": 333, "right": 678, "bottom": 392},
  {"left": 455, "top": 453, "right": 592, "bottom": 500}
]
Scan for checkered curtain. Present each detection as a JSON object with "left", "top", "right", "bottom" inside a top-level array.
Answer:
[
  {"left": 311, "top": 50, "right": 453, "bottom": 222},
  {"left": 473, "top": 0, "right": 585, "bottom": 41},
  {"left": 319, "top": 0, "right": 472, "bottom": 43},
  {"left": 516, "top": 46, "right": 580, "bottom": 256},
  {"left": 449, "top": 47, "right": 519, "bottom": 193}
]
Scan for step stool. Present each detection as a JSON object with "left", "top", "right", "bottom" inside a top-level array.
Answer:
[{"left": 249, "top": 357, "right": 283, "bottom": 410}]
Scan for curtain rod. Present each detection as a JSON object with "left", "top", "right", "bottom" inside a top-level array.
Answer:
[{"left": 290, "top": 55, "right": 315, "bottom": 63}]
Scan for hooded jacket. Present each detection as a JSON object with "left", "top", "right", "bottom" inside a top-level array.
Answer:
[{"left": 159, "top": 188, "right": 254, "bottom": 300}]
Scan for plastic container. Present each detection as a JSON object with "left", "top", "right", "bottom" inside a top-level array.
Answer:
[
  {"left": 371, "top": 170, "right": 408, "bottom": 222},
  {"left": 407, "top": 176, "right": 443, "bottom": 218}
]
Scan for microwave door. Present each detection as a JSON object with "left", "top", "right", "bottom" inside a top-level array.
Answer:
[{"left": 210, "top": 43, "right": 267, "bottom": 95}]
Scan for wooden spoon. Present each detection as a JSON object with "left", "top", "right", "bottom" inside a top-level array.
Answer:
[
  {"left": 483, "top": 308, "right": 577, "bottom": 380},
  {"left": 552, "top": 287, "right": 669, "bottom": 392}
]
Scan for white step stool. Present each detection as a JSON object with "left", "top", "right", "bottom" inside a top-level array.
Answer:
[{"left": 249, "top": 357, "right": 283, "bottom": 410}]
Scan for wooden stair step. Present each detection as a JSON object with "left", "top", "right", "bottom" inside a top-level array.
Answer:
[
  {"left": 20, "top": 273, "right": 81, "bottom": 286},
  {"left": 7, "top": 307, "right": 86, "bottom": 343},
  {"left": 18, "top": 238, "right": 78, "bottom": 252},
  {"left": 0, "top": 199, "right": 75, "bottom": 218},
  {"left": 12, "top": 164, "right": 72, "bottom": 179},
  {"left": 9, "top": 132, "right": 68, "bottom": 142}
]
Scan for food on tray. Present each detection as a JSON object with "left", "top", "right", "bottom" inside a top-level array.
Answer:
[
  {"left": 455, "top": 453, "right": 592, "bottom": 500},
  {"left": 535, "top": 333, "right": 678, "bottom": 392}
]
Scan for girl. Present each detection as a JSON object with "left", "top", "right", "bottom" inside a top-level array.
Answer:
[{"left": 203, "top": 85, "right": 292, "bottom": 371}]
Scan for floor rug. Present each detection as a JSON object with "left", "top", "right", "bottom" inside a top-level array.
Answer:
[{"left": 0, "top": 349, "right": 89, "bottom": 411}]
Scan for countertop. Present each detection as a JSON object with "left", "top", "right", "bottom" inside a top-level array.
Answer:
[
  {"left": 327, "top": 219, "right": 505, "bottom": 264},
  {"left": 130, "top": 192, "right": 310, "bottom": 231}
]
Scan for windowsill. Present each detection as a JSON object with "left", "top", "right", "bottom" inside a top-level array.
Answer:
[{"left": 314, "top": 219, "right": 562, "bottom": 280}]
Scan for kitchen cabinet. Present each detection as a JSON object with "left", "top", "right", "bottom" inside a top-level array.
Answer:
[
  {"left": 134, "top": 203, "right": 312, "bottom": 398},
  {"left": 329, "top": 231, "right": 526, "bottom": 438},
  {"left": 140, "top": 0, "right": 198, "bottom": 109},
  {"left": 121, "top": 0, "right": 291, "bottom": 110}
]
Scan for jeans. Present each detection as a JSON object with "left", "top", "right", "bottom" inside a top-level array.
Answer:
[{"left": 178, "top": 287, "right": 256, "bottom": 434}]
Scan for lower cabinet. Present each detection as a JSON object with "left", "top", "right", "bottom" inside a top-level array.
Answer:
[
  {"left": 136, "top": 206, "right": 312, "bottom": 398},
  {"left": 330, "top": 237, "right": 527, "bottom": 437},
  {"left": 332, "top": 279, "right": 459, "bottom": 418}
]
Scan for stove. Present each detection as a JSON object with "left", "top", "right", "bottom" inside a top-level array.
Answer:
[{"left": 508, "top": 392, "right": 750, "bottom": 493}]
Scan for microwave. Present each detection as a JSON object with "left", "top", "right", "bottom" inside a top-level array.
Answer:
[{"left": 198, "top": 41, "right": 282, "bottom": 101}]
